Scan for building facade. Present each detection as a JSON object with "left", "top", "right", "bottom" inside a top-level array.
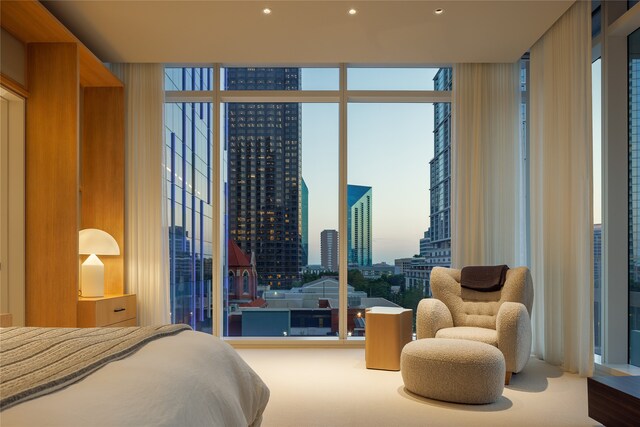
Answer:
[
  {"left": 594, "top": 223, "right": 602, "bottom": 355},
  {"left": 425, "top": 68, "right": 452, "bottom": 270},
  {"left": 165, "top": 67, "right": 214, "bottom": 332},
  {"left": 404, "top": 256, "right": 429, "bottom": 294},
  {"left": 321, "top": 229, "right": 339, "bottom": 272},
  {"left": 301, "top": 178, "right": 309, "bottom": 267},
  {"left": 394, "top": 257, "right": 413, "bottom": 275},
  {"left": 359, "top": 262, "right": 395, "bottom": 279},
  {"left": 347, "top": 185, "right": 372, "bottom": 267},
  {"left": 227, "top": 239, "right": 258, "bottom": 305},
  {"left": 419, "top": 230, "right": 430, "bottom": 256},
  {"left": 629, "top": 29, "right": 640, "bottom": 367},
  {"left": 225, "top": 67, "right": 302, "bottom": 288}
]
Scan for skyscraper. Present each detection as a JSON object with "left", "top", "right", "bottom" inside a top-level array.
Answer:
[
  {"left": 347, "top": 184, "right": 372, "bottom": 267},
  {"left": 165, "top": 67, "right": 214, "bottom": 332},
  {"left": 419, "top": 230, "right": 430, "bottom": 256},
  {"left": 427, "top": 68, "right": 452, "bottom": 265},
  {"left": 225, "top": 68, "right": 302, "bottom": 288},
  {"left": 301, "top": 178, "right": 309, "bottom": 267},
  {"left": 594, "top": 223, "right": 602, "bottom": 355},
  {"left": 321, "top": 229, "right": 339, "bottom": 272}
]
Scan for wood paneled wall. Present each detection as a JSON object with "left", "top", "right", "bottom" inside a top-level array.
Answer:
[
  {"left": 81, "top": 87, "right": 125, "bottom": 296},
  {"left": 1, "top": 0, "right": 122, "bottom": 87},
  {"left": 4, "top": 1, "right": 124, "bottom": 327},
  {"left": 26, "top": 43, "right": 79, "bottom": 327}
]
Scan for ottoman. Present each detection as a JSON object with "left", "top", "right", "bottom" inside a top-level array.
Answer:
[{"left": 401, "top": 338, "right": 505, "bottom": 404}]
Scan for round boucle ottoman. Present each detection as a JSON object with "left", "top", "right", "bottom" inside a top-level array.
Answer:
[{"left": 401, "top": 338, "right": 505, "bottom": 404}]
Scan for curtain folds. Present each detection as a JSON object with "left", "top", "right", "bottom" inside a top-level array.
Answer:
[
  {"left": 529, "top": 1, "right": 593, "bottom": 376},
  {"left": 111, "top": 63, "right": 170, "bottom": 326},
  {"left": 451, "top": 63, "right": 524, "bottom": 268}
]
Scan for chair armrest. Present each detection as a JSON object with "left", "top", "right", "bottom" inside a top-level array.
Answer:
[
  {"left": 496, "top": 302, "right": 532, "bottom": 373},
  {"left": 416, "top": 298, "right": 453, "bottom": 339}
]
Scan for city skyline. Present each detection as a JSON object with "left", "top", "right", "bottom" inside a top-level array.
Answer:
[
  {"left": 293, "top": 67, "right": 442, "bottom": 265},
  {"left": 166, "top": 65, "right": 603, "bottom": 268}
]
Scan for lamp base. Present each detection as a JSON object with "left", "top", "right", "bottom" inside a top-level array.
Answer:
[{"left": 81, "top": 254, "right": 105, "bottom": 297}]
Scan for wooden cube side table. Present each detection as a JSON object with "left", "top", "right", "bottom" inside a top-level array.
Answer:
[{"left": 365, "top": 307, "right": 413, "bottom": 371}]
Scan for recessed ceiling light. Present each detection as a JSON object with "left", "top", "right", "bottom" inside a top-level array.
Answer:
[
  {"left": 434, "top": 8, "right": 445, "bottom": 16},
  {"left": 263, "top": 8, "right": 272, "bottom": 15},
  {"left": 348, "top": 8, "right": 357, "bottom": 15}
]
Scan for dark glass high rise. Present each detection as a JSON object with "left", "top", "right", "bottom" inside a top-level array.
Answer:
[
  {"left": 428, "top": 68, "right": 452, "bottom": 264},
  {"left": 628, "top": 29, "right": 640, "bottom": 366},
  {"left": 225, "top": 68, "right": 302, "bottom": 289}
]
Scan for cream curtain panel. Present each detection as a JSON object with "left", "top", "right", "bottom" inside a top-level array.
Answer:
[
  {"left": 529, "top": 1, "right": 593, "bottom": 376},
  {"left": 111, "top": 64, "right": 170, "bottom": 326},
  {"left": 451, "top": 63, "right": 524, "bottom": 268}
]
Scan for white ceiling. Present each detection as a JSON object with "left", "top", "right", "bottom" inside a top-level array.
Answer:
[{"left": 42, "top": 0, "right": 574, "bottom": 65}]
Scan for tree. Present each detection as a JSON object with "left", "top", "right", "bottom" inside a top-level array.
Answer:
[
  {"left": 396, "top": 287, "right": 425, "bottom": 329},
  {"left": 384, "top": 274, "right": 405, "bottom": 287},
  {"left": 347, "top": 269, "right": 367, "bottom": 289}
]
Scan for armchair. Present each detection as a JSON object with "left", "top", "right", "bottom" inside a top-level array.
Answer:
[{"left": 417, "top": 266, "right": 533, "bottom": 383}]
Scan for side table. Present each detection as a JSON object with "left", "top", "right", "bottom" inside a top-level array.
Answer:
[{"left": 365, "top": 306, "right": 413, "bottom": 371}]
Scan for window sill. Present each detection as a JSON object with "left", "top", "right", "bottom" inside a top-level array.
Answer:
[
  {"left": 595, "top": 362, "right": 640, "bottom": 376},
  {"left": 226, "top": 336, "right": 365, "bottom": 349}
]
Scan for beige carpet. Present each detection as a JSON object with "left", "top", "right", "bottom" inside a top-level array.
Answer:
[{"left": 237, "top": 348, "right": 600, "bottom": 427}]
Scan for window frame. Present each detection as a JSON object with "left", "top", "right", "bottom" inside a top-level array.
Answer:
[
  {"left": 165, "top": 64, "right": 452, "bottom": 345},
  {"left": 598, "top": 1, "right": 640, "bottom": 372}
]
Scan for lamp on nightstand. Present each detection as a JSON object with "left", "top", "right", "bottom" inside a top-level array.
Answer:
[{"left": 79, "top": 228, "right": 120, "bottom": 297}]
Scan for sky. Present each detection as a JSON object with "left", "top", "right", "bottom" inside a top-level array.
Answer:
[{"left": 593, "top": 59, "right": 602, "bottom": 225}]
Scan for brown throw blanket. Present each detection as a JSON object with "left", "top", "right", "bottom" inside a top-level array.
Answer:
[
  {"left": 460, "top": 265, "right": 509, "bottom": 292},
  {"left": 0, "top": 324, "right": 191, "bottom": 411}
]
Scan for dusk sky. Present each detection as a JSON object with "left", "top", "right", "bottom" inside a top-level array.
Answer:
[{"left": 593, "top": 59, "right": 602, "bottom": 226}]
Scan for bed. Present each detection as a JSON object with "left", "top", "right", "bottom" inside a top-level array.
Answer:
[{"left": 0, "top": 326, "right": 269, "bottom": 426}]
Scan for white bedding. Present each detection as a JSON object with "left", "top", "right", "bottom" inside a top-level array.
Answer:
[{"left": 1, "top": 330, "right": 269, "bottom": 426}]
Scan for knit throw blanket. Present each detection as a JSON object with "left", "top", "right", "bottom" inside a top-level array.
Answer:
[{"left": 0, "top": 324, "right": 191, "bottom": 411}]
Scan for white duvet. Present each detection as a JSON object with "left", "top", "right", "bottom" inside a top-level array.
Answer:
[{"left": 1, "top": 330, "right": 269, "bottom": 427}]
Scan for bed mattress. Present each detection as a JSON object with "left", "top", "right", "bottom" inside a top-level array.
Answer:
[{"left": 0, "top": 329, "right": 269, "bottom": 426}]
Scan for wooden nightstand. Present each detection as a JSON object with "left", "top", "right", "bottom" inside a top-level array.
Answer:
[{"left": 77, "top": 294, "right": 137, "bottom": 327}]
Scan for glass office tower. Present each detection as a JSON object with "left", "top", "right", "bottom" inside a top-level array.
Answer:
[
  {"left": 301, "top": 178, "right": 309, "bottom": 267},
  {"left": 347, "top": 184, "right": 372, "bottom": 267},
  {"left": 225, "top": 68, "right": 303, "bottom": 289},
  {"left": 428, "top": 68, "right": 452, "bottom": 265},
  {"left": 165, "top": 67, "right": 214, "bottom": 332},
  {"left": 628, "top": 29, "right": 640, "bottom": 366}
]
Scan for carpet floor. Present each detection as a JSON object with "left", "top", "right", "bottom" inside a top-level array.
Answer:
[{"left": 237, "top": 348, "right": 600, "bottom": 427}]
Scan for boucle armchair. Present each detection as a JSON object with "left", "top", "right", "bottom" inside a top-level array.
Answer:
[{"left": 417, "top": 266, "right": 533, "bottom": 383}]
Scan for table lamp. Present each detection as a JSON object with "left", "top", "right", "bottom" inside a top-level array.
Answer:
[{"left": 79, "top": 228, "right": 120, "bottom": 297}]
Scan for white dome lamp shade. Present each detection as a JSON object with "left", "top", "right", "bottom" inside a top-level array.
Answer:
[{"left": 79, "top": 229, "right": 120, "bottom": 297}]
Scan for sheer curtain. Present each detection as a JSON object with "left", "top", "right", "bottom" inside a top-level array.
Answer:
[
  {"left": 111, "top": 64, "right": 170, "bottom": 326},
  {"left": 451, "top": 63, "right": 525, "bottom": 268},
  {"left": 529, "top": 1, "right": 593, "bottom": 376}
]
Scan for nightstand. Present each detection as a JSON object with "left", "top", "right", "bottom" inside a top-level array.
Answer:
[{"left": 77, "top": 294, "right": 137, "bottom": 327}]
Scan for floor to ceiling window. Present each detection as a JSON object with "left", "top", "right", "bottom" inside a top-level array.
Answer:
[
  {"left": 344, "top": 68, "right": 452, "bottom": 333},
  {"left": 165, "top": 66, "right": 452, "bottom": 339},
  {"left": 592, "top": 57, "right": 603, "bottom": 358},
  {"left": 221, "top": 99, "right": 339, "bottom": 337},
  {"left": 221, "top": 68, "right": 340, "bottom": 337},
  {"left": 593, "top": 1, "right": 640, "bottom": 369}
]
